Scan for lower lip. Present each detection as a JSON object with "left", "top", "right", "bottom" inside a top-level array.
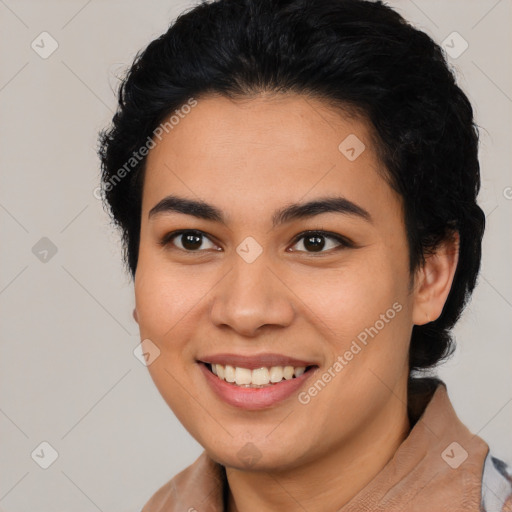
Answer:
[{"left": 198, "top": 362, "right": 317, "bottom": 410}]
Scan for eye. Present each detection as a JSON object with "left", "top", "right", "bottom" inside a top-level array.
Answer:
[
  {"left": 159, "top": 229, "right": 220, "bottom": 252},
  {"left": 288, "top": 230, "right": 352, "bottom": 253},
  {"left": 159, "top": 229, "right": 353, "bottom": 254}
]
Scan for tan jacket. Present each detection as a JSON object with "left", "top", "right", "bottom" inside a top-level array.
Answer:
[{"left": 141, "top": 379, "right": 512, "bottom": 511}]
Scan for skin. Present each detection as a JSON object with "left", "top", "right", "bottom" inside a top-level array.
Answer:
[{"left": 133, "top": 93, "right": 459, "bottom": 512}]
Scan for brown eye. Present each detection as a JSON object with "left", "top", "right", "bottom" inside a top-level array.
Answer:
[
  {"left": 289, "top": 231, "right": 351, "bottom": 253},
  {"left": 160, "top": 230, "right": 220, "bottom": 252}
]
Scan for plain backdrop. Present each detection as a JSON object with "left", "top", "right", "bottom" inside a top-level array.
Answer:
[{"left": 0, "top": 1, "right": 511, "bottom": 510}]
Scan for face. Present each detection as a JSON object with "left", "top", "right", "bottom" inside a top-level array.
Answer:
[{"left": 134, "top": 93, "right": 418, "bottom": 471}]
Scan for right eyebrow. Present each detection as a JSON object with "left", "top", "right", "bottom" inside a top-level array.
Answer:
[{"left": 148, "top": 194, "right": 373, "bottom": 227}]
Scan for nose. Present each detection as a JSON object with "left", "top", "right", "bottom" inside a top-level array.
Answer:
[{"left": 210, "top": 254, "right": 295, "bottom": 337}]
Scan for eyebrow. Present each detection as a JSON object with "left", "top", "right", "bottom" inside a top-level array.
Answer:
[{"left": 148, "top": 194, "right": 372, "bottom": 227}]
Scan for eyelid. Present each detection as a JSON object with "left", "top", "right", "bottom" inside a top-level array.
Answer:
[
  {"left": 288, "top": 229, "right": 354, "bottom": 252},
  {"left": 159, "top": 228, "right": 353, "bottom": 254},
  {"left": 159, "top": 229, "right": 221, "bottom": 250}
]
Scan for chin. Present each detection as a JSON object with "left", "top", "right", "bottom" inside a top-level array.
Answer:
[{"left": 206, "top": 439, "right": 306, "bottom": 473}]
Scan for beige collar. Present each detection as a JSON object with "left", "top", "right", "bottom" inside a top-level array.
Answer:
[{"left": 142, "top": 378, "right": 489, "bottom": 512}]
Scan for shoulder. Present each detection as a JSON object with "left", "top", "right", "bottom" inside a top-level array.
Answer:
[
  {"left": 481, "top": 451, "right": 512, "bottom": 512},
  {"left": 140, "top": 451, "right": 226, "bottom": 512},
  {"left": 140, "top": 468, "right": 180, "bottom": 512}
]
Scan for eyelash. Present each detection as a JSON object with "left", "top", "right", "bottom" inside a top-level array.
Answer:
[{"left": 158, "top": 229, "right": 354, "bottom": 255}]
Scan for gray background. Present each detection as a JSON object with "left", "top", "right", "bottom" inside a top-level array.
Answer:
[{"left": 0, "top": 1, "right": 510, "bottom": 510}]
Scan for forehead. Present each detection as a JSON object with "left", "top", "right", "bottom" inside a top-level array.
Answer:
[{"left": 142, "top": 93, "right": 401, "bottom": 226}]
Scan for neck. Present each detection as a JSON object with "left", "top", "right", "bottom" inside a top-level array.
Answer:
[{"left": 225, "top": 383, "right": 411, "bottom": 512}]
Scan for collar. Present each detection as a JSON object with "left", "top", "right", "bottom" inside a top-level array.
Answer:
[{"left": 142, "top": 378, "right": 489, "bottom": 512}]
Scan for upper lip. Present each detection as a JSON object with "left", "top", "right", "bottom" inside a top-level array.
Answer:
[{"left": 198, "top": 353, "right": 318, "bottom": 370}]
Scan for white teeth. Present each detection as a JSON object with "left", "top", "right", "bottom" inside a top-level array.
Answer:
[
  {"left": 235, "top": 367, "right": 252, "bottom": 385},
  {"left": 283, "top": 366, "right": 294, "bottom": 380},
  {"left": 294, "top": 366, "right": 306, "bottom": 377},
  {"left": 224, "top": 364, "right": 236, "bottom": 383},
  {"left": 252, "top": 367, "right": 270, "bottom": 385},
  {"left": 208, "top": 363, "right": 310, "bottom": 387},
  {"left": 269, "top": 366, "right": 284, "bottom": 383}
]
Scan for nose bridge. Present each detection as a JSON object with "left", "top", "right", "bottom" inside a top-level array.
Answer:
[{"left": 210, "top": 248, "right": 294, "bottom": 335}]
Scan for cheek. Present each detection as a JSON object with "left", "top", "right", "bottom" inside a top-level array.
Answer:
[
  {"left": 296, "top": 257, "right": 407, "bottom": 337},
  {"left": 297, "top": 256, "right": 412, "bottom": 391},
  {"left": 134, "top": 248, "right": 222, "bottom": 343},
  {"left": 303, "top": 264, "right": 411, "bottom": 420}
]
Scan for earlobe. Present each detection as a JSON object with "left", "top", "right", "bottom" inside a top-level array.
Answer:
[
  {"left": 412, "top": 232, "right": 460, "bottom": 326},
  {"left": 133, "top": 308, "right": 139, "bottom": 324}
]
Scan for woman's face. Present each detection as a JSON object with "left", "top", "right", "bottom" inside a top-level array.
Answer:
[{"left": 134, "top": 93, "right": 419, "bottom": 471}]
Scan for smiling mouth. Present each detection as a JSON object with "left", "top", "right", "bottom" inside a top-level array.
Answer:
[{"left": 202, "top": 362, "right": 318, "bottom": 388}]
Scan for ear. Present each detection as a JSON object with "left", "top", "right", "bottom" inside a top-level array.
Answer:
[
  {"left": 133, "top": 308, "right": 139, "bottom": 324},
  {"left": 412, "top": 232, "right": 460, "bottom": 325}
]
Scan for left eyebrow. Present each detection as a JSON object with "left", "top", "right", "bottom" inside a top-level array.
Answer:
[
  {"left": 272, "top": 196, "right": 372, "bottom": 226},
  {"left": 148, "top": 194, "right": 372, "bottom": 227}
]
